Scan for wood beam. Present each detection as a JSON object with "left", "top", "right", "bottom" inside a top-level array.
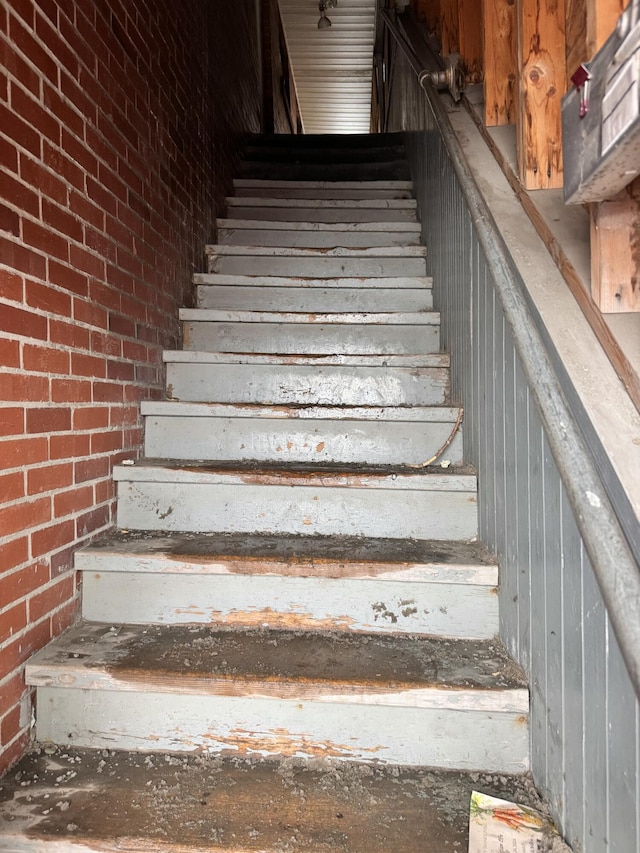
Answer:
[
  {"left": 483, "top": 0, "right": 516, "bottom": 125},
  {"left": 516, "top": 0, "right": 566, "bottom": 189},
  {"left": 440, "top": 0, "right": 459, "bottom": 54},
  {"left": 458, "top": 0, "right": 483, "bottom": 83},
  {"left": 582, "top": 0, "right": 640, "bottom": 313}
]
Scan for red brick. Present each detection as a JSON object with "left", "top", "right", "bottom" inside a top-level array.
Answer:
[
  {"left": 71, "top": 352, "right": 106, "bottom": 378},
  {"left": 51, "top": 596, "right": 79, "bottom": 637},
  {"left": 73, "top": 297, "right": 108, "bottom": 329},
  {"left": 85, "top": 226, "right": 116, "bottom": 262},
  {"left": 28, "top": 573, "right": 76, "bottom": 625},
  {"left": 95, "top": 477, "right": 115, "bottom": 504},
  {"left": 25, "top": 279, "right": 72, "bottom": 316},
  {"left": 51, "top": 377, "right": 91, "bottom": 403},
  {"left": 25, "top": 406, "right": 71, "bottom": 433},
  {"left": 90, "top": 429, "right": 123, "bottom": 454},
  {"left": 30, "top": 518, "right": 75, "bottom": 559},
  {"left": 91, "top": 330, "right": 121, "bottom": 357},
  {"left": 0, "top": 339, "right": 20, "bottom": 368},
  {"left": 0, "top": 619, "right": 51, "bottom": 681},
  {"left": 0, "top": 38, "right": 40, "bottom": 97},
  {"left": 49, "top": 432, "right": 90, "bottom": 459},
  {"left": 0, "top": 732, "right": 32, "bottom": 777},
  {"left": 0, "top": 302, "right": 47, "bottom": 340},
  {"left": 0, "top": 202, "right": 20, "bottom": 236},
  {"left": 42, "top": 198, "right": 83, "bottom": 242},
  {"left": 0, "top": 437, "right": 47, "bottom": 470},
  {"left": 22, "top": 219, "right": 69, "bottom": 262},
  {"left": 69, "top": 244, "right": 105, "bottom": 279},
  {"left": 74, "top": 455, "right": 109, "bottom": 483},
  {"left": 10, "top": 82, "right": 61, "bottom": 145},
  {"left": 98, "top": 162, "right": 127, "bottom": 203},
  {"left": 0, "top": 372, "right": 49, "bottom": 402},
  {"left": 0, "top": 603, "right": 27, "bottom": 643},
  {"left": 35, "top": 13, "right": 79, "bottom": 80},
  {"left": 1, "top": 706, "right": 21, "bottom": 746},
  {"left": 0, "top": 536, "right": 28, "bottom": 574},
  {"left": 92, "top": 380, "right": 124, "bottom": 403},
  {"left": 72, "top": 405, "right": 109, "bottom": 430},
  {"left": 86, "top": 174, "right": 117, "bottom": 217},
  {"left": 106, "top": 359, "right": 134, "bottom": 382},
  {"left": 0, "top": 408, "right": 24, "bottom": 437},
  {"left": 49, "top": 318, "right": 90, "bottom": 350},
  {"left": 60, "top": 71, "right": 98, "bottom": 125},
  {"left": 47, "top": 259, "right": 88, "bottom": 297},
  {"left": 49, "top": 543, "right": 76, "bottom": 577},
  {"left": 69, "top": 189, "right": 104, "bottom": 230},
  {"left": 43, "top": 141, "right": 83, "bottom": 191},
  {"left": 76, "top": 502, "right": 110, "bottom": 537},
  {"left": 0, "top": 271, "right": 23, "bottom": 302},
  {"left": 89, "top": 278, "right": 121, "bottom": 313},
  {"left": 0, "top": 675, "right": 26, "bottom": 723},
  {"left": 8, "top": 14, "right": 58, "bottom": 83},
  {"left": 0, "top": 470, "right": 25, "bottom": 502},
  {"left": 0, "top": 103, "right": 40, "bottom": 157},
  {"left": 0, "top": 170, "right": 39, "bottom": 217},
  {"left": 61, "top": 128, "right": 97, "bottom": 176},
  {"left": 27, "top": 462, "right": 73, "bottom": 495},
  {"left": 19, "top": 154, "right": 67, "bottom": 204},
  {"left": 54, "top": 484, "right": 93, "bottom": 518},
  {"left": 23, "top": 343, "right": 70, "bottom": 375},
  {"left": 0, "top": 498, "right": 51, "bottom": 539},
  {"left": 105, "top": 212, "right": 133, "bottom": 250},
  {"left": 85, "top": 124, "right": 118, "bottom": 170}
]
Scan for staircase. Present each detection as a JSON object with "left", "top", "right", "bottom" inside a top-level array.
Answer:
[{"left": 0, "top": 134, "right": 540, "bottom": 851}]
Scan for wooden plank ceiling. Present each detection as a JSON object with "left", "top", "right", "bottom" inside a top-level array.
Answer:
[{"left": 278, "top": 0, "right": 376, "bottom": 134}]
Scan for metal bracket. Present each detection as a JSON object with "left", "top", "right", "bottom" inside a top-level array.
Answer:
[{"left": 418, "top": 53, "right": 464, "bottom": 102}]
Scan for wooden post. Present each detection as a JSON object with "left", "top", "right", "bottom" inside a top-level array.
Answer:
[
  {"left": 458, "top": 0, "right": 483, "bottom": 83},
  {"left": 585, "top": 0, "right": 640, "bottom": 312},
  {"left": 516, "top": 0, "right": 566, "bottom": 189},
  {"left": 440, "top": 0, "right": 459, "bottom": 54},
  {"left": 483, "top": 0, "right": 516, "bottom": 125}
]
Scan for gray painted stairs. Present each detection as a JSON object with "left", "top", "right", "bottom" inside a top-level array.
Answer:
[{"left": 15, "top": 135, "right": 531, "bottom": 850}]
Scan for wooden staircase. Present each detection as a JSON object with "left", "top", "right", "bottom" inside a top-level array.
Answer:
[{"left": 0, "top": 134, "right": 539, "bottom": 851}]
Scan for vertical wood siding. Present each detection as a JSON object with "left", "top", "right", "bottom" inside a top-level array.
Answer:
[{"left": 388, "top": 53, "right": 640, "bottom": 852}]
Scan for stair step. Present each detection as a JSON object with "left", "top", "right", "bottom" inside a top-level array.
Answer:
[
  {"left": 225, "top": 197, "right": 418, "bottom": 223},
  {"left": 243, "top": 145, "right": 407, "bottom": 164},
  {"left": 141, "top": 401, "right": 463, "bottom": 466},
  {"left": 77, "top": 532, "right": 495, "bottom": 637},
  {"left": 217, "top": 220, "right": 421, "bottom": 247},
  {"left": 27, "top": 623, "right": 528, "bottom": 767},
  {"left": 232, "top": 178, "right": 414, "bottom": 199},
  {"left": 164, "top": 354, "right": 449, "bottom": 406},
  {"left": 194, "top": 274, "right": 434, "bottom": 314},
  {"left": 238, "top": 161, "right": 412, "bottom": 182},
  {"left": 249, "top": 132, "right": 406, "bottom": 148},
  {"left": 205, "top": 245, "right": 427, "bottom": 278},
  {"left": 113, "top": 463, "right": 478, "bottom": 540},
  {"left": 180, "top": 310, "right": 440, "bottom": 355},
  {"left": 0, "top": 748, "right": 549, "bottom": 853}
]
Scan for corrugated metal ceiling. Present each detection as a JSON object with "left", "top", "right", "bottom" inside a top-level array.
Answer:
[{"left": 278, "top": 0, "right": 376, "bottom": 134}]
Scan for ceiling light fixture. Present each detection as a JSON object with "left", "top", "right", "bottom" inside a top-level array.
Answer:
[{"left": 318, "top": 0, "right": 337, "bottom": 29}]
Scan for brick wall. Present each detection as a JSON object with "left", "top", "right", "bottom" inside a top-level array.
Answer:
[{"left": 0, "top": 0, "right": 261, "bottom": 774}]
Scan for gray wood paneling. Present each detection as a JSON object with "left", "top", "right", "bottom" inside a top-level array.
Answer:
[{"left": 389, "top": 56, "right": 640, "bottom": 853}]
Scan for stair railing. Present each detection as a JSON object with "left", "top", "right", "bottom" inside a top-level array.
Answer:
[{"left": 378, "top": 7, "right": 640, "bottom": 850}]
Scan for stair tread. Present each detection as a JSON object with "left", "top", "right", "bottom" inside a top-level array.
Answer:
[
  {"left": 217, "top": 218, "right": 421, "bottom": 231},
  {"left": 141, "top": 401, "right": 462, "bottom": 421},
  {"left": 205, "top": 244, "right": 426, "bottom": 257},
  {"left": 193, "top": 273, "right": 433, "bottom": 288},
  {"left": 0, "top": 748, "right": 552, "bottom": 853},
  {"left": 226, "top": 196, "right": 417, "bottom": 208},
  {"left": 77, "top": 530, "right": 497, "bottom": 581},
  {"left": 164, "top": 352, "right": 448, "bottom": 367},
  {"left": 179, "top": 309, "right": 438, "bottom": 325},
  {"left": 27, "top": 622, "right": 527, "bottom": 702},
  {"left": 113, "top": 460, "right": 476, "bottom": 487}
]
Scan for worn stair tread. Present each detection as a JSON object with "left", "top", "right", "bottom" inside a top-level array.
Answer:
[
  {"left": 26, "top": 622, "right": 527, "bottom": 706},
  {"left": 179, "top": 309, "right": 438, "bottom": 325},
  {"left": 225, "top": 197, "right": 417, "bottom": 209},
  {"left": 164, "top": 352, "right": 448, "bottom": 368},
  {"left": 140, "top": 401, "right": 461, "bottom": 421},
  {"left": 205, "top": 244, "right": 426, "bottom": 258},
  {"left": 217, "top": 218, "right": 421, "bottom": 232},
  {"left": 193, "top": 273, "right": 433, "bottom": 289},
  {"left": 113, "top": 460, "right": 476, "bottom": 487},
  {"left": 0, "top": 749, "right": 557, "bottom": 853},
  {"left": 76, "top": 530, "right": 497, "bottom": 584},
  {"left": 233, "top": 178, "right": 414, "bottom": 190}
]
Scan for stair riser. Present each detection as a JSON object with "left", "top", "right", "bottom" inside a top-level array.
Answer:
[
  {"left": 242, "top": 146, "right": 407, "bottom": 163},
  {"left": 81, "top": 571, "right": 497, "bottom": 638},
  {"left": 196, "top": 285, "right": 434, "bottom": 312},
  {"left": 166, "top": 363, "right": 449, "bottom": 406},
  {"left": 143, "top": 416, "right": 463, "bottom": 466},
  {"left": 239, "top": 164, "right": 412, "bottom": 182},
  {"left": 182, "top": 322, "right": 440, "bottom": 355},
  {"left": 218, "top": 227, "right": 421, "bottom": 248},
  {"left": 35, "top": 688, "right": 528, "bottom": 771},
  {"left": 233, "top": 186, "right": 414, "bottom": 199},
  {"left": 115, "top": 481, "right": 478, "bottom": 539},
  {"left": 207, "top": 255, "right": 427, "bottom": 277},
  {"left": 226, "top": 206, "right": 417, "bottom": 223}
]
